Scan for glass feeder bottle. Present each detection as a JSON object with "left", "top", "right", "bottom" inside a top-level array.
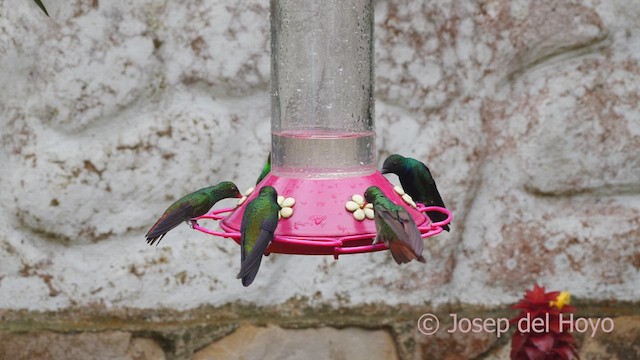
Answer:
[
  {"left": 270, "top": 0, "right": 376, "bottom": 178},
  {"left": 194, "top": 0, "right": 450, "bottom": 256}
]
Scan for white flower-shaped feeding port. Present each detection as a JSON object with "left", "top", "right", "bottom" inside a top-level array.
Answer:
[
  {"left": 236, "top": 186, "right": 255, "bottom": 207},
  {"left": 345, "top": 194, "right": 374, "bottom": 221},
  {"left": 393, "top": 186, "right": 417, "bottom": 208},
  {"left": 277, "top": 195, "right": 295, "bottom": 220}
]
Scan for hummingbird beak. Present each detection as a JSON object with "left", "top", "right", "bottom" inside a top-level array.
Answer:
[{"left": 381, "top": 167, "right": 390, "bottom": 174}]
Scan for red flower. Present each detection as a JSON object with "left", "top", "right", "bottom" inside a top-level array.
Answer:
[{"left": 510, "top": 285, "right": 579, "bottom": 360}]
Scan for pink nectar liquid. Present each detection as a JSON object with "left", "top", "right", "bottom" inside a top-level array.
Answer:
[{"left": 271, "top": 130, "right": 376, "bottom": 178}]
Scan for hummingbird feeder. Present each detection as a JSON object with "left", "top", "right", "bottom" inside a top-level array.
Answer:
[{"left": 193, "top": 0, "right": 451, "bottom": 258}]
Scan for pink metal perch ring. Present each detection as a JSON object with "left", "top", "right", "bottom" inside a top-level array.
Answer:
[{"left": 193, "top": 197, "right": 452, "bottom": 259}]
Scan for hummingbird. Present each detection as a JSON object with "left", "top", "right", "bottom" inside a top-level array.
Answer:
[
  {"left": 381, "top": 154, "right": 450, "bottom": 231},
  {"left": 32, "top": 0, "right": 49, "bottom": 16},
  {"left": 145, "top": 181, "right": 242, "bottom": 245},
  {"left": 364, "top": 186, "right": 426, "bottom": 264},
  {"left": 237, "top": 186, "right": 280, "bottom": 286},
  {"left": 255, "top": 152, "right": 271, "bottom": 185}
]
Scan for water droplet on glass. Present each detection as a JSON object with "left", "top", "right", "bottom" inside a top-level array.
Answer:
[
  {"left": 326, "top": 103, "right": 333, "bottom": 109},
  {"left": 338, "top": 66, "right": 344, "bottom": 72},
  {"left": 296, "top": 88, "right": 302, "bottom": 92}
]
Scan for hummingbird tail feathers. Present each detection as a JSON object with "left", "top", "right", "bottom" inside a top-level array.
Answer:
[
  {"left": 145, "top": 233, "right": 166, "bottom": 246},
  {"left": 145, "top": 204, "right": 193, "bottom": 245},
  {"left": 237, "top": 227, "right": 274, "bottom": 287},
  {"left": 388, "top": 240, "right": 424, "bottom": 264}
]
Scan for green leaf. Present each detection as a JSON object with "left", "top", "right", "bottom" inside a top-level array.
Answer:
[{"left": 32, "top": 0, "right": 50, "bottom": 16}]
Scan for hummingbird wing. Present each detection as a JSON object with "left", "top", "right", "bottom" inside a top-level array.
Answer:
[
  {"left": 414, "top": 164, "right": 450, "bottom": 231},
  {"left": 376, "top": 206, "right": 425, "bottom": 264},
  {"left": 419, "top": 164, "right": 446, "bottom": 205},
  {"left": 256, "top": 152, "right": 271, "bottom": 185},
  {"left": 145, "top": 203, "right": 193, "bottom": 245},
  {"left": 237, "top": 217, "right": 277, "bottom": 286}
]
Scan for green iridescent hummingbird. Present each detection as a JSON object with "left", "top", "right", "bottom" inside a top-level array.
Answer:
[
  {"left": 364, "top": 186, "right": 426, "bottom": 264},
  {"left": 381, "top": 154, "right": 450, "bottom": 231},
  {"left": 237, "top": 186, "right": 280, "bottom": 286},
  {"left": 255, "top": 152, "right": 271, "bottom": 185},
  {"left": 145, "top": 181, "right": 242, "bottom": 245}
]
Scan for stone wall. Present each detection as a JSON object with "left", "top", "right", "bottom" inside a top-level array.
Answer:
[{"left": 0, "top": 0, "right": 638, "bottom": 359}]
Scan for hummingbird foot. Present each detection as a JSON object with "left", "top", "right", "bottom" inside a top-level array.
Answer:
[{"left": 188, "top": 219, "right": 199, "bottom": 229}]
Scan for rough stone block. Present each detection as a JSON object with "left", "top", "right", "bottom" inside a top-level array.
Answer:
[
  {"left": 193, "top": 325, "right": 398, "bottom": 360},
  {"left": 0, "top": 331, "right": 165, "bottom": 360}
]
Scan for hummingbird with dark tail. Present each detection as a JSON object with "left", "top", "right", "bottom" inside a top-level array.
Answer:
[
  {"left": 364, "top": 186, "right": 426, "bottom": 264},
  {"left": 237, "top": 186, "right": 280, "bottom": 286},
  {"left": 145, "top": 181, "right": 242, "bottom": 245},
  {"left": 381, "top": 154, "right": 450, "bottom": 231},
  {"left": 32, "top": 0, "right": 49, "bottom": 16}
]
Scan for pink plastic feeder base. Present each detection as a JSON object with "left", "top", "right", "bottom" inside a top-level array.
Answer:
[{"left": 193, "top": 171, "right": 451, "bottom": 258}]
